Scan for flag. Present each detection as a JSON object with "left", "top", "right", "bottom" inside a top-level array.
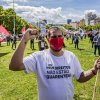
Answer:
[
  {"left": 0, "top": 25, "right": 10, "bottom": 36},
  {"left": 0, "top": 32, "right": 7, "bottom": 42},
  {"left": 21, "top": 26, "right": 26, "bottom": 34},
  {"left": 0, "top": 25, "right": 10, "bottom": 42}
]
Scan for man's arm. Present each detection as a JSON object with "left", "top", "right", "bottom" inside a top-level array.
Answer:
[
  {"left": 9, "top": 29, "right": 37, "bottom": 71},
  {"left": 9, "top": 38, "right": 27, "bottom": 71},
  {"left": 78, "top": 58, "right": 100, "bottom": 83},
  {"left": 77, "top": 68, "right": 97, "bottom": 83}
]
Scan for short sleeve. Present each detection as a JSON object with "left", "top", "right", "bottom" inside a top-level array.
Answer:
[
  {"left": 73, "top": 55, "right": 83, "bottom": 80},
  {"left": 23, "top": 54, "right": 37, "bottom": 74}
]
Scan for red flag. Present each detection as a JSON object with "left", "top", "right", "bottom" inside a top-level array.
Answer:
[
  {"left": 0, "top": 25, "right": 10, "bottom": 42},
  {"left": 0, "top": 36, "right": 3, "bottom": 42},
  {"left": 21, "top": 26, "right": 26, "bottom": 34},
  {"left": 0, "top": 25, "right": 10, "bottom": 36}
]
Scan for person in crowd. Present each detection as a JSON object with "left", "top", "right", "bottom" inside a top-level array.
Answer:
[
  {"left": 38, "top": 35, "right": 43, "bottom": 51},
  {"left": 74, "top": 34, "right": 79, "bottom": 49},
  {"left": 30, "top": 38, "right": 34, "bottom": 50},
  {"left": 10, "top": 34, "right": 14, "bottom": 43},
  {"left": 93, "top": 32, "right": 100, "bottom": 56},
  {"left": 6, "top": 36, "right": 11, "bottom": 46},
  {"left": 38, "top": 35, "right": 48, "bottom": 51},
  {"left": 12, "top": 35, "right": 17, "bottom": 50},
  {"left": 40, "top": 36, "right": 45, "bottom": 51},
  {"left": 90, "top": 33, "right": 94, "bottom": 48},
  {"left": 9, "top": 27, "right": 100, "bottom": 100},
  {"left": 72, "top": 34, "right": 75, "bottom": 44}
]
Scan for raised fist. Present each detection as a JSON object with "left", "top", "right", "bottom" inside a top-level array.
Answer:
[{"left": 23, "top": 29, "right": 38, "bottom": 42}]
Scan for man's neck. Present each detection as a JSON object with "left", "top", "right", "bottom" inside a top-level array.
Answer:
[{"left": 50, "top": 48, "right": 64, "bottom": 57}]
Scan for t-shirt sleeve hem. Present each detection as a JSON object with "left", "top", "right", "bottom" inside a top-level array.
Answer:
[
  {"left": 23, "top": 60, "right": 30, "bottom": 74},
  {"left": 76, "top": 70, "right": 84, "bottom": 80}
]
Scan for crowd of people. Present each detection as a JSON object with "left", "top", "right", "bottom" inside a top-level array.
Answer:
[
  {"left": 1, "top": 27, "right": 100, "bottom": 57},
  {"left": 5, "top": 35, "right": 17, "bottom": 50}
]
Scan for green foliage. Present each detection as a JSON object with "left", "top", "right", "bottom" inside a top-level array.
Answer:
[
  {"left": 0, "top": 6, "right": 30, "bottom": 35},
  {"left": 80, "top": 24, "right": 100, "bottom": 31},
  {"left": 46, "top": 25, "right": 50, "bottom": 29},
  {"left": 0, "top": 6, "right": 4, "bottom": 25},
  {"left": 63, "top": 24, "right": 75, "bottom": 30}
]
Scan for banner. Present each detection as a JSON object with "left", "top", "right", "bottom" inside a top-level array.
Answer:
[
  {"left": 0, "top": 32, "right": 7, "bottom": 41},
  {"left": 0, "top": 25, "right": 10, "bottom": 42}
]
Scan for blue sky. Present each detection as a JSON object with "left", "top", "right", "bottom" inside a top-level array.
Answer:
[{"left": 0, "top": 0, "right": 100, "bottom": 24}]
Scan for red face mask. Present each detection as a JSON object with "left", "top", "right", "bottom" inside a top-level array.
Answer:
[{"left": 49, "top": 36, "right": 64, "bottom": 51}]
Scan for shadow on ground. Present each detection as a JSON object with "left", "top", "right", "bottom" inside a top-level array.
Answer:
[
  {"left": 74, "top": 94, "right": 91, "bottom": 100},
  {"left": 0, "top": 52, "right": 10, "bottom": 57},
  {"left": 27, "top": 52, "right": 34, "bottom": 54},
  {"left": 0, "top": 45, "right": 4, "bottom": 47}
]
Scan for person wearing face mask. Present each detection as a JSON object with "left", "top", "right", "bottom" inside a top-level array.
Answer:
[{"left": 9, "top": 27, "right": 100, "bottom": 100}]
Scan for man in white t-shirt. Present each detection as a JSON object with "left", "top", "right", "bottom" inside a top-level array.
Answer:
[{"left": 9, "top": 27, "right": 100, "bottom": 100}]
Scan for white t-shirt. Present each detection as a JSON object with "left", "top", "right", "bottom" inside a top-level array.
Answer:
[{"left": 23, "top": 49, "right": 83, "bottom": 100}]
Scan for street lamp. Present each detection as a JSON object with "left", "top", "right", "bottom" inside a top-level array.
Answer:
[{"left": 13, "top": 0, "right": 15, "bottom": 35}]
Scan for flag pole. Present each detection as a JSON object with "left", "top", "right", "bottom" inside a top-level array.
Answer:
[
  {"left": 92, "top": 69, "right": 100, "bottom": 100},
  {"left": 13, "top": 0, "right": 15, "bottom": 35}
]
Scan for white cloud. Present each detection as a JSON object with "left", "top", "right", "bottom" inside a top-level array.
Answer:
[
  {"left": 2, "top": 3, "right": 85, "bottom": 24},
  {"left": 68, "top": 14, "right": 84, "bottom": 20},
  {"left": 84, "top": 10, "right": 97, "bottom": 14},
  {"left": 3, "top": 0, "right": 28, "bottom": 3},
  {"left": 14, "top": 5, "right": 84, "bottom": 24},
  {"left": 15, "top": 5, "right": 65, "bottom": 24},
  {"left": 1, "top": 0, "right": 100, "bottom": 24},
  {"left": 84, "top": 10, "right": 100, "bottom": 20}
]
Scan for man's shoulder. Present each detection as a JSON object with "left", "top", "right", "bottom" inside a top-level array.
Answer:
[
  {"left": 64, "top": 50, "right": 75, "bottom": 57},
  {"left": 31, "top": 49, "right": 49, "bottom": 57}
]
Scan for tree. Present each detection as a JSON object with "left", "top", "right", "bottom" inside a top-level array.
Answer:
[
  {"left": 3, "top": 8, "right": 16, "bottom": 34},
  {"left": 0, "top": 6, "right": 4, "bottom": 25}
]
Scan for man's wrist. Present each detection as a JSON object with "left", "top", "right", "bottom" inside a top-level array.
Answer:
[
  {"left": 91, "top": 66, "right": 98, "bottom": 75},
  {"left": 91, "top": 69, "right": 97, "bottom": 75}
]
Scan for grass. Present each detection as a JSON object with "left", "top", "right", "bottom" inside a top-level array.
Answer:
[{"left": 0, "top": 37, "right": 100, "bottom": 100}]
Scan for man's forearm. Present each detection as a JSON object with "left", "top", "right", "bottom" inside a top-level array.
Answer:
[
  {"left": 9, "top": 37, "right": 28, "bottom": 70},
  {"left": 78, "top": 68, "right": 97, "bottom": 83}
]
